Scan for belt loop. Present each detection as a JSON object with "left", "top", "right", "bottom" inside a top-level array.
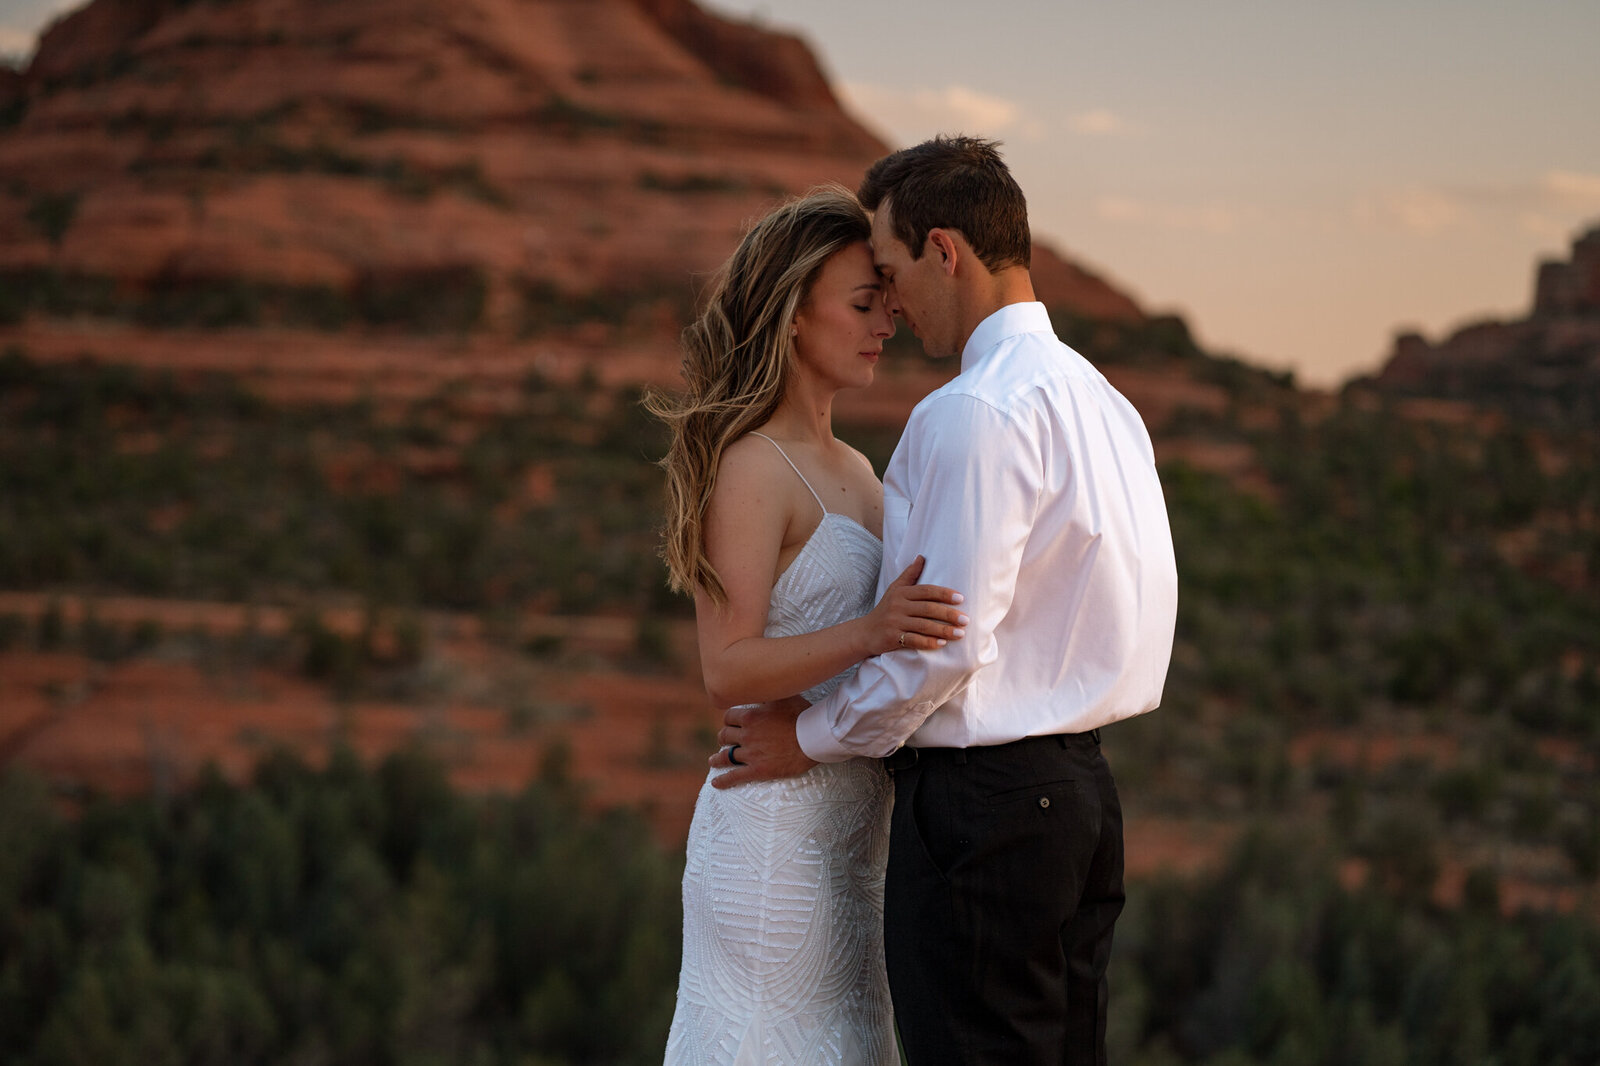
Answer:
[
  {"left": 883, "top": 746, "right": 919, "bottom": 775},
  {"left": 1090, "top": 728, "right": 1101, "bottom": 745}
]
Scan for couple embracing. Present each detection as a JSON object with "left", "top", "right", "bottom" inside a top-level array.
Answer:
[{"left": 651, "top": 137, "right": 1178, "bottom": 1066}]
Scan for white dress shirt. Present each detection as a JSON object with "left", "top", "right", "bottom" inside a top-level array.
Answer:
[{"left": 796, "top": 302, "right": 1178, "bottom": 761}]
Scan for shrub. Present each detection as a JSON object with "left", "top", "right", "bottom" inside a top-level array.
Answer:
[
  {"left": 25, "top": 191, "right": 80, "bottom": 248},
  {"left": 354, "top": 265, "right": 485, "bottom": 333}
]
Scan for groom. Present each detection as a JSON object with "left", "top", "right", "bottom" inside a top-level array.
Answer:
[{"left": 711, "top": 136, "right": 1178, "bottom": 1065}]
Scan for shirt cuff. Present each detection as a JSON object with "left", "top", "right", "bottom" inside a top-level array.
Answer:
[{"left": 795, "top": 702, "right": 852, "bottom": 764}]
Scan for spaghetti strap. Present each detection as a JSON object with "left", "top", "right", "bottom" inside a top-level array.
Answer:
[{"left": 748, "top": 432, "right": 829, "bottom": 515}]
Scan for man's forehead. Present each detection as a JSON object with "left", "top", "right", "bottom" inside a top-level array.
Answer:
[{"left": 868, "top": 211, "right": 902, "bottom": 268}]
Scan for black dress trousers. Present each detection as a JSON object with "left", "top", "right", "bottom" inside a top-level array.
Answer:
[{"left": 884, "top": 731, "right": 1125, "bottom": 1066}]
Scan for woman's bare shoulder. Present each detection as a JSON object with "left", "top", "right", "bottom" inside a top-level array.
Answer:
[
  {"left": 705, "top": 433, "right": 799, "bottom": 572},
  {"left": 712, "top": 432, "right": 793, "bottom": 506},
  {"left": 718, "top": 431, "right": 783, "bottom": 475}
]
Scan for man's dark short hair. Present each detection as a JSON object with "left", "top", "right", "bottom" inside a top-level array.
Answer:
[{"left": 858, "top": 135, "right": 1031, "bottom": 271}]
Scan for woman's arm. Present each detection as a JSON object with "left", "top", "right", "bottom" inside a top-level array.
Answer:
[{"left": 694, "top": 440, "right": 966, "bottom": 708}]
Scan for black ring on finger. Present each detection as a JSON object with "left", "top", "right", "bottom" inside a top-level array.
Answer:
[{"left": 727, "top": 743, "right": 745, "bottom": 766}]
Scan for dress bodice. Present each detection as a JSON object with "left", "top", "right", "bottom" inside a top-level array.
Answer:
[{"left": 765, "top": 512, "right": 883, "bottom": 704}]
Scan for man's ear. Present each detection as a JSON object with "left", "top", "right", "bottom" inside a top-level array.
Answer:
[{"left": 927, "top": 228, "right": 960, "bottom": 277}]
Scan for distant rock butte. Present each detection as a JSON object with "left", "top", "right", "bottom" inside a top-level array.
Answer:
[
  {"left": 1373, "top": 224, "right": 1600, "bottom": 423},
  {"left": 0, "top": 0, "right": 1142, "bottom": 338}
]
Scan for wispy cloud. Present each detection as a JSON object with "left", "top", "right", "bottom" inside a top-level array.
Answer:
[
  {"left": 1066, "top": 109, "right": 1138, "bottom": 137},
  {"left": 1542, "top": 169, "right": 1600, "bottom": 205},
  {"left": 1518, "top": 172, "right": 1600, "bottom": 239},
  {"left": 841, "top": 80, "right": 1141, "bottom": 144},
  {"left": 1093, "top": 195, "right": 1243, "bottom": 234},
  {"left": 1351, "top": 186, "right": 1467, "bottom": 234},
  {"left": 1354, "top": 171, "right": 1600, "bottom": 240},
  {"left": 839, "top": 81, "right": 1040, "bottom": 142}
]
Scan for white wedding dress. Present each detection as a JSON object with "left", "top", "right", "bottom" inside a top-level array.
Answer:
[{"left": 664, "top": 435, "right": 896, "bottom": 1066}]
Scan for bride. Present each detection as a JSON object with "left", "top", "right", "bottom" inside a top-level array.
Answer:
[{"left": 650, "top": 187, "right": 968, "bottom": 1065}]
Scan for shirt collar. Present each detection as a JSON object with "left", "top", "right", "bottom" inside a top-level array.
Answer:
[{"left": 960, "top": 302, "right": 1054, "bottom": 373}]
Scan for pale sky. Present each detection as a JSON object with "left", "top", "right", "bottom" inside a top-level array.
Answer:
[
  {"left": 6, "top": 0, "right": 1599, "bottom": 386},
  {"left": 703, "top": 0, "right": 1600, "bottom": 387},
  {"left": 0, "top": 0, "right": 70, "bottom": 57}
]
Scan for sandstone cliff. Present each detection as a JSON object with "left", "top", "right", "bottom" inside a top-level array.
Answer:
[
  {"left": 0, "top": 0, "right": 1141, "bottom": 343},
  {"left": 1370, "top": 224, "right": 1600, "bottom": 425}
]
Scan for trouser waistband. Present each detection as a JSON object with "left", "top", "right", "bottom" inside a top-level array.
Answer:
[{"left": 881, "top": 728, "right": 1101, "bottom": 775}]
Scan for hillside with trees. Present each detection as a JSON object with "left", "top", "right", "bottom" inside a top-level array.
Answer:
[
  {"left": 2, "top": 304, "right": 1597, "bottom": 1060},
  {"left": 1, "top": 0, "right": 1597, "bottom": 1061}
]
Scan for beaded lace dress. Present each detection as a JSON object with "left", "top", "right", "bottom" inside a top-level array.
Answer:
[{"left": 664, "top": 435, "right": 895, "bottom": 1066}]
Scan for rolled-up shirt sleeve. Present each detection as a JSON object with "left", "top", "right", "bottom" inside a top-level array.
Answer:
[{"left": 795, "top": 393, "right": 1043, "bottom": 762}]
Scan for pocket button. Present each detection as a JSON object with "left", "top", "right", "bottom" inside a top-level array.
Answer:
[{"left": 1038, "top": 797, "right": 1050, "bottom": 809}]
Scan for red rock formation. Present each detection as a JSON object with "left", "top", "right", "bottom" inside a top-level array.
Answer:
[
  {"left": 1534, "top": 227, "right": 1600, "bottom": 316},
  {"left": 627, "top": 0, "right": 856, "bottom": 117},
  {"left": 0, "top": 0, "right": 1140, "bottom": 351},
  {"left": 24, "top": 0, "right": 171, "bottom": 85},
  {"left": 1371, "top": 223, "right": 1600, "bottom": 424},
  {"left": 0, "top": 67, "right": 22, "bottom": 106}
]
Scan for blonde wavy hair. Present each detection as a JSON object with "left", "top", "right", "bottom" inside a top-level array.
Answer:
[{"left": 646, "top": 186, "right": 871, "bottom": 604}]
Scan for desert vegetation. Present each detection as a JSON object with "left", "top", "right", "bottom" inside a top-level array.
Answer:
[
  {"left": 2, "top": 756, "right": 1597, "bottom": 1066},
  {"left": 0, "top": 748, "right": 682, "bottom": 1066},
  {"left": 0, "top": 266, "right": 493, "bottom": 334},
  {"left": 1, "top": 322, "right": 1598, "bottom": 1061}
]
